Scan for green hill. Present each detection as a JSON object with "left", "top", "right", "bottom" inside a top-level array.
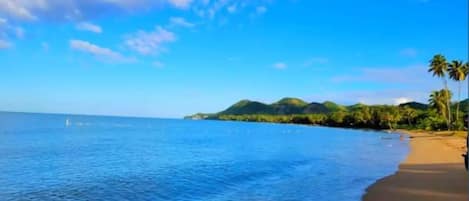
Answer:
[
  {"left": 217, "top": 98, "right": 339, "bottom": 116},
  {"left": 272, "top": 98, "right": 308, "bottom": 114},
  {"left": 347, "top": 103, "right": 367, "bottom": 110},
  {"left": 323, "top": 101, "right": 347, "bottom": 112},
  {"left": 219, "top": 100, "right": 275, "bottom": 115},
  {"left": 273, "top": 98, "right": 308, "bottom": 107},
  {"left": 303, "top": 102, "right": 330, "bottom": 114},
  {"left": 399, "top": 102, "right": 428, "bottom": 110},
  {"left": 190, "top": 98, "right": 438, "bottom": 119}
]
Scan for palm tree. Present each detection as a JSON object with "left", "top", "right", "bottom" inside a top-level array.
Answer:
[
  {"left": 429, "top": 54, "right": 451, "bottom": 129},
  {"left": 402, "top": 106, "right": 417, "bottom": 126},
  {"left": 448, "top": 60, "right": 467, "bottom": 123},
  {"left": 429, "top": 90, "right": 451, "bottom": 128}
]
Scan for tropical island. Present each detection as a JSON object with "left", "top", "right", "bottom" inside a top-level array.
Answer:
[
  {"left": 186, "top": 54, "right": 469, "bottom": 201},
  {"left": 187, "top": 55, "right": 469, "bottom": 133}
]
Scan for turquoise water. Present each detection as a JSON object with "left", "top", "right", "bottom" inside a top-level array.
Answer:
[{"left": 0, "top": 112, "right": 408, "bottom": 201}]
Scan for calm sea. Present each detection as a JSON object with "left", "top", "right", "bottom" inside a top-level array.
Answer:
[{"left": 0, "top": 112, "right": 408, "bottom": 201}]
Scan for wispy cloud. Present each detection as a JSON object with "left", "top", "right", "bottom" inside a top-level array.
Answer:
[
  {"left": 0, "top": 0, "right": 184, "bottom": 21},
  {"left": 256, "top": 6, "right": 267, "bottom": 15},
  {"left": 304, "top": 57, "right": 329, "bottom": 67},
  {"left": 0, "top": 17, "right": 6, "bottom": 25},
  {"left": 0, "top": 0, "right": 271, "bottom": 22},
  {"left": 41, "top": 42, "right": 49, "bottom": 51},
  {"left": 193, "top": 1, "right": 270, "bottom": 20},
  {"left": 0, "top": 39, "right": 11, "bottom": 49},
  {"left": 306, "top": 89, "right": 429, "bottom": 106},
  {"left": 125, "top": 26, "right": 176, "bottom": 55},
  {"left": 153, "top": 61, "right": 165, "bottom": 68},
  {"left": 394, "top": 97, "right": 413, "bottom": 105},
  {"left": 169, "top": 17, "right": 195, "bottom": 28},
  {"left": 273, "top": 62, "right": 287, "bottom": 70},
  {"left": 70, "top": 39, "right": 132, "bottom": 62},
  {"left": 227, "top": 4, "right": 237, "bottom": 13},
  {"left": 14, "top": 27, "right": 24, "bottom": 38},
  {"left": 168, "top": 0, "right": 193, "bottom": 9},
  {"left": 0, "top": 18, "right": 23, "bottom": 46},
  {"left": 76, "top": 22, "right": 102, "bottom": 33},
  {"left": 400, "top": 48, "right": 418, "bottom": 57},
  {"left": 0, "top": 0, "right": 38, "bottom": 21},
  {"left": 331, "top": 64, "right": 429, "bottom": 84}
]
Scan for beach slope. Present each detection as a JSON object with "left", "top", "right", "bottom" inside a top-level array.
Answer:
[{"left": 362, "top": 131, "right": 468, "bottom": 201}]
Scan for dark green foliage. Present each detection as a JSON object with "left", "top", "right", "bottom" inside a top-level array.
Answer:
[
  {"left": 398, "top": 102, "right": 429, "bottom": 110},
  {"left": 218, "top": 98, "right": 339, "bottom": 115},
  {"left": 459, "top": 99, "right": 469, "bottom": 113},
  {"left": 303, "top": 103, "right": 329, "bottom": 114},
  {"left": 272, "top": 98, "right": 308, "bottom": 114},
  {"left": 323, "top": 101, "right": 346, "bottom": 112},
  {"left": 274, "top": 98, "right": 308, "bottom": 107},
  {"left": 219, "top": 100, "right": 275, "bottom": 115},
  {"left": 188, "top": 54, "right": 469, "bottom": 132},
  {"left": 188, "top": 96, "right": 468, "bottom": 131}
]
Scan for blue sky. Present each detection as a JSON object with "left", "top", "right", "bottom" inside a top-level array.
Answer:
[{"left": 0, "top": 0, "right": 467, "bottom": 118}]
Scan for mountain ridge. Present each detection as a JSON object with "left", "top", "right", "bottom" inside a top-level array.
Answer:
[{"left": 185, "top": 97, "right": 466, "bottom": 119}]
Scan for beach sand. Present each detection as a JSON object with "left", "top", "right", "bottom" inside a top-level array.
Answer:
[{"left": 362, "top": 130, "right": 468, "bottom": 201}]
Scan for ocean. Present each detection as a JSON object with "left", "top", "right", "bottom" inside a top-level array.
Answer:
[{"left": 0, "top": 112, "right": 408, "bottom": 201}]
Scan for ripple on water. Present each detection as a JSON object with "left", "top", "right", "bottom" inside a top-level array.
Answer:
[{"left": 0, "top": 112, "right": 409, "bottom": 201}]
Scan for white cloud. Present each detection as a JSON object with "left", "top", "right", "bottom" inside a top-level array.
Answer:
[
  {"left": 0, "top": 0, "right": 165, "bottom": 21},
  {"left": 168, "top": 0, "right": 193, "bottom": 9},
  {"left": 125, "top": 26, "right": 176, "bottom": 55},
  {"left": 0, "top": 0, "right": 38, "bottom": 21},
  {"left": 0, "top": 39, "right": 11, "bottom": 49},
  {"left": 256, "top": 6, "right": 267, "bottom": 14},
  {"left": 273, "top": 62, "right": 287, "bottom": 70},
  {"left": 227, "top": 4, "right": 237, "bottom": 13},
  {"left": 76, "top": 22, "right": 102, "bottom": 33},
  {"left": 400, "top": 48, "right": 418, "bottom": 57},
  {"left": 306, "top": 89, "right": 430, "bottom": 106},
  {"left": 394, "top": 97, "right": 413, "bottom": 105},
  {"left": 193, "top": 0, "right": 267, "bottom": 20},
  {"left": 153, "top": 61, "right": 165, "bottom": 68},
  {"left": 70, "top": 39, "right": 131, "bottom": 61},
  {"left": 169, "top": 17, "right": 194, "bottom": 28},
  {"left": 0, "top": 1, "right": 270, "bottom": 22},
  {"left": 0, "top": 16, "right": 23, "bottom": 44}
]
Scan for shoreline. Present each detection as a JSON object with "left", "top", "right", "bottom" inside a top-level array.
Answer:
[{"left": 362, "top": 130, "right": 468, "bottom": 201}]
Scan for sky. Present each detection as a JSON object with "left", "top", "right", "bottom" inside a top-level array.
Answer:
[{"left": 0, "top": 0, "right": 467, "bottom": 118}]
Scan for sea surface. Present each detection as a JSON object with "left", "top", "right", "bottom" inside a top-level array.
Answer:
[{"left": 0, "top": 112, "right": 408, "bottom": 201}]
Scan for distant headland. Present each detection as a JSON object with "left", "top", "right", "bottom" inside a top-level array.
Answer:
[{"left": 186, "top": 97, "right": 468, "bottom": 131}]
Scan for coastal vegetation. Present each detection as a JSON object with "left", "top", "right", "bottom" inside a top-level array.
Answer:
[{"left": 187, "top": 55, "right": 469, "bottom": 131}]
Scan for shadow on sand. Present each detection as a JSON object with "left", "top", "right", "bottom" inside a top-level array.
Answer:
[{"left": 362, "top": 163, "right": 468, "bottom": 201}]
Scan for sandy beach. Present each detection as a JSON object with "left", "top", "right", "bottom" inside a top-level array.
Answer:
[{"left": 362, "top": 130, "right": 468, "bottom": 201}]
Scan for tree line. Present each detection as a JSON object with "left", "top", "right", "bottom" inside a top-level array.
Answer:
[{"left": 214, "top": 54, "right": 468, "bottom": 131}]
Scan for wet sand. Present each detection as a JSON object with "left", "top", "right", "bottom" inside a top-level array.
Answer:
[{"left": 362, "top": 130, "right": 468, "bottom": 201}]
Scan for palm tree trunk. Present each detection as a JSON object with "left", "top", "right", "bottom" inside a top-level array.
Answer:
[
  {"left": 457, "top": 81, "right": 461, "bottom": 123},
  {"left": 444, "top": 78, "right": 452, "bottom": 130}
]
